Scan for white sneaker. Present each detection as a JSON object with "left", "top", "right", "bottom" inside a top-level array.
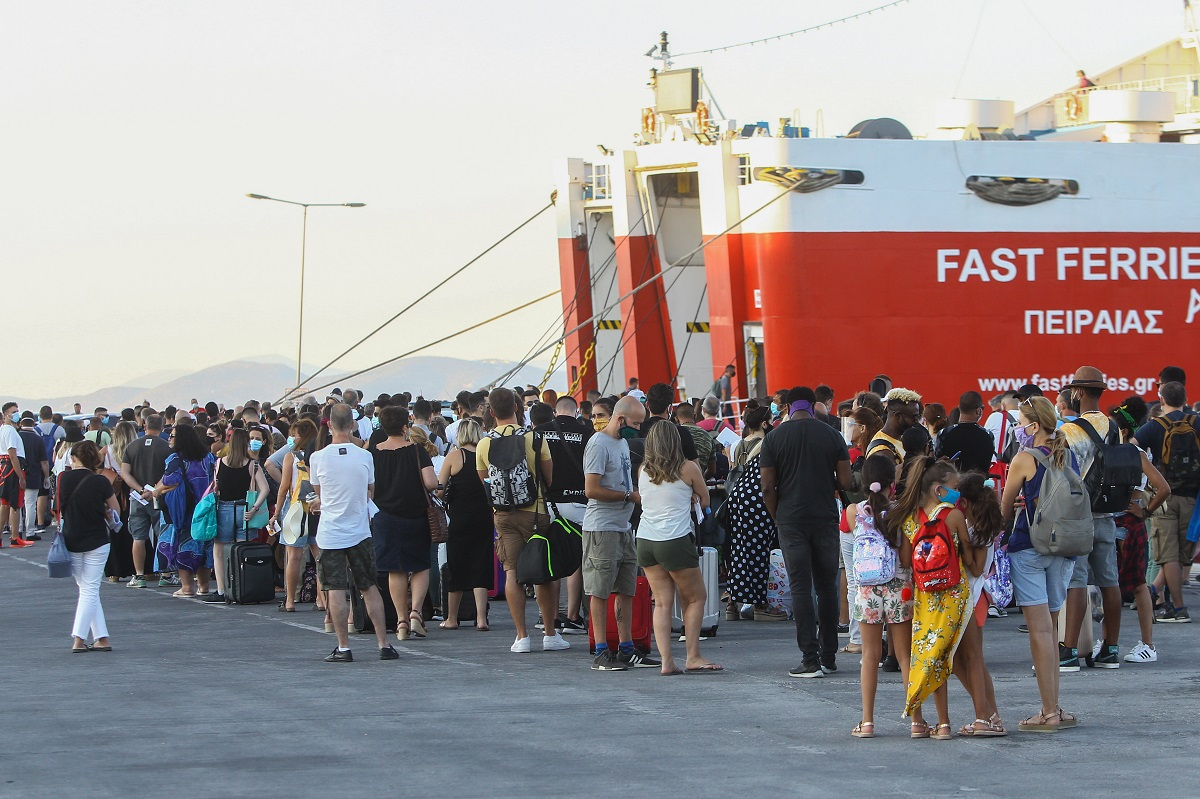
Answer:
[
  {"left": 1123, "top": 641, "right": 1158, "bottom": 663},
  {"left": 510, "top": 636, "right": 531, "bottom": 654},
  {"left": 543, "top": 633, "right": 570, "bottom": 651}
]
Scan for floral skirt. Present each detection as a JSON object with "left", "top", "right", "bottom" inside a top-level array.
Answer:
[{"left": 852, "top": 568, "right": 914, "bottom": 625}]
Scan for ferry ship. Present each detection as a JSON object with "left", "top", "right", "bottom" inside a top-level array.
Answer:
[{"left": 552, "top": 26, "right": 1200, "bottom": 406}]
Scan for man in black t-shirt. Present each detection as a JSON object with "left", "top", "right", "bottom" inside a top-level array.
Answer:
[
  {"left": 535, "top": 395, "right": 594, "bottom": 633},
  {"left": 640, "top": 383, "right": 699, "bottom": 464},
  {"left": 933, "top": 391, "right": 995, "bottom": 474},
  {"left": 760, "top": 386, "right": 851, "bottom": 678}
]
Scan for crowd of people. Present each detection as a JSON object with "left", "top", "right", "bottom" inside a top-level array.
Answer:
[{"left": 5, "top": 361, "right": 1198, "bottom": 735}]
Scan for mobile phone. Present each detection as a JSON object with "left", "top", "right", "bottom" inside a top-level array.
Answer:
[
  {"left": 305, "top": 491, "right": 318, "bottom": 504},
  {"left": 269, "top": 519, "right": 282, "bottom": 534}
]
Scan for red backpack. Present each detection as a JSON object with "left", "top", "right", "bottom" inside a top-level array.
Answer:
[{"left": 911, "top": 504, "right": 961, "bottom": 592}]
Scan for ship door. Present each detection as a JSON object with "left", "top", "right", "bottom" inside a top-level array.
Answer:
[{"left": 743, "top": 323, "right": 765, "bottom": 399}]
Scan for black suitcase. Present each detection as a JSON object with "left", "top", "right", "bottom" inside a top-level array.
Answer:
[
  {"left": 225, "top": 541, "right": 275, "bottom": 604},
  {"left": 353, "top": 571, "right": 400, "bottom": 634},
  {"left": 440, "top": 563, "right": 480, "bottom": 624}
]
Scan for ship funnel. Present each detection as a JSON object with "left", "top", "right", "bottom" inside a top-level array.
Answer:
[{"left": 1087, "top": 90, "right": 1173, "bottom": 143}]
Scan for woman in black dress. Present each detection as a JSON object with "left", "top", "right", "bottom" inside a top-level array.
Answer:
[
  {"left": 372, "top": 406, "right": 438, "bottom": 640},
  {"left": 436, "top": 419, "right": 494, "bottom": 630}
]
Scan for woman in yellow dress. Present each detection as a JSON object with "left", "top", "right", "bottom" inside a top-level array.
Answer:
[{"left": 886, "top": 456, "right": 971, "bottom": 740}]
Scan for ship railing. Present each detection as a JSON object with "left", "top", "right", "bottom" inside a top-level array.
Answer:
[{"left": 1051, "top": 73, "right": 1200, "bottom": 128}]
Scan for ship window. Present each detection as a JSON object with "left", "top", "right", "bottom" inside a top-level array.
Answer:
[
  {"left": 737, "top": 155, "right": 752, "bottom": 185},
  {"left": 592, "top": 163, "right": 610, "bottom": 200}
]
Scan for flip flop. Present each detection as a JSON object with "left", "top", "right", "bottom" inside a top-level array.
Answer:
[
  {"left": 685, "top": 663, "right": 724, "bottom": 672},
  {"left": 661, "top": 667, "right": 685, "bottom": 676},
  {"left": 439, "top": 621, "right": 459, "bottom": 630},
  {"left": 89, "top": 644, "right": 112, "bottom": 652},
  {"left": 171, "top": 590, "right": 196, "bottom": 598}
]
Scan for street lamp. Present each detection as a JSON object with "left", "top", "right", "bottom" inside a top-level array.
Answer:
[{"left": 245, "top": 193, "right": 366, "bottom": 390}]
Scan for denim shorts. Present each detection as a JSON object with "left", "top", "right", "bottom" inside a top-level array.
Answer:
[
  {"left": 1067, "top": 516, "right": 1119, "bottom": 590},
  {"left": 1009, "top": 547, "right": 1073, "bottom": 612},
  {"left": 215, "top": 500, "right": 248, "bottom": 544}
]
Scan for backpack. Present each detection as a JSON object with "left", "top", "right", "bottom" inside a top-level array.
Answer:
[
  {"left": 1024, "top": 449, "right": 1094, "bottom": 557},
  {"left": 1069, "top": 417, "right": 1142, "bottom": 513},
  {"left": 996, "top": 411, "right": 1020, "bottom": 464},
  {"left": 1153, "top": 413, "right": 1200, "bottom": 494},
  {"left": 290, "top": 450, "right": 314, "bottom": 509},
  {"left": 38, "top": 424, "right": 59, "bottom": 464},
  {"left": 852, "top": 506, "right": 897, "bottom": 586},
  {"left": 911, "top": 504, "right": 961, "bottom": 592},
  {"left": 486, "top": 428, "right": 539, "bottom": 511}
]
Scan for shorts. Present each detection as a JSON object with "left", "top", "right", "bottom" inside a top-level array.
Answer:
[
  {"left": 852, "top": 568, "right": 914, "bottom": 625},
  {"left": 1149, "top": 494, "right": 1197, "bottom": 566},
  {"left": 637, "top": 534, "right": 699, "bottom": 573},
  {"left": 494, "top": 510, "right": 550, "bottom": 572},
  {"left": 316, "top": 537, "right": 377, "bottom": 592},
  {"left": 583, "top": 528, "right": 637, "bottom": 599},
  {"left": 1068, "top": 516, "right": 1119, "bottom": 589},
  {"left": 0, "top": 457, "right": 22, "bottom": 507},
  {"left": 127, "top": 502, "right": 159, "bottom": 542},
  {"left": 1116, "top": 512, "right": 1148, "bottom": 593},
  {"left": 215, "top": 500, "right": 248, "bottom": 544},
  {"left": 1010, "top": 547, "right": 1073, "bottom": 612}
]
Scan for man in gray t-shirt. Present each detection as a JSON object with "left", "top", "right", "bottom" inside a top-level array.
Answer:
[{"left": 583, "top": 396, "right": 654, "bottom": 671}]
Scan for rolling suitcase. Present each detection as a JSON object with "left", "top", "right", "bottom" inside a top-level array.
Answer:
[
  {"left": 671, "top": 545, "right": 721, "bottom": 637},
  {"left": 353, "top": 571, "right": 400, "bottom": 634},
  {"left": 588, "top": 575, "right": 652, "bottom": 654},
  {"left": 225, "top": 540, "right": 275, "bottom": 604}
]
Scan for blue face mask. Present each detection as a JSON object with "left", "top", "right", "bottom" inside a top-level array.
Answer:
[
  {"left": 371, "top": 417, "right": 381, "bottom": 430},
  {"left": 248, "top": 439, "right": 264, "bottom": 453},
  {"left": 770, "top": 402, "right": 779, "bottom": 416},
  {"left": 286, "top": 436, "right": 295, "bottom": 449},
  {"left": 940, "top": 486, "right": 961, "bottom": 506}
]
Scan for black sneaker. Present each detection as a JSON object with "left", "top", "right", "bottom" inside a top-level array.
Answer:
[
  {"left": 25, "top": 533, "right": 42, "bottom": 542},
  {"left": 881, "top": 655, "right": 900, "bottom": 672},
  {"left": 324, "top": 648, "right": 353, "bottom": 663},
  {"left": 591, "top": 649, "right": 628, "bottom": 671},
  {"left": 561, "top": 617, "right": 588, "bottom": 635},
  {"left": 201, "top": 592, "right": 226, "bottom": 603},
  {"left": 1158, "top": 607, "right": 1192, "bottom": 623},
  {"left": 1091, "top": 644, "right": 1120, "bottom": 669},
  {"left": 789, "top": 662, "right": 824, "bottom": 678},
  {"left": 379, "top": 645, "right": 400, "bottom": 660},
  {"left": 618, "top": 648, "right": 661, "bottom": 669},
  {"left": 837, "top": 623, "right": 850, "bottom": 637},
  {"left": 1059, "top": 644, "right": 1080, "bottom": 672},
  {"left": 1017, "top": 624, "right": 1029, "bottom": 634},
  {"left": 821, "top": 661, "right": 837, "bottom": 674}
]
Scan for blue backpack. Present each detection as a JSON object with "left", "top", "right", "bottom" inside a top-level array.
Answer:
[
  {"left": 852, "top": 506, "right": 898, "bottom": 586},
  {"left": 38, "top": 423, "right": 59, "bottom": 463}
]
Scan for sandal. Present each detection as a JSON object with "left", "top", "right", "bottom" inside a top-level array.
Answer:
[
  {"left": 438, "top": 620, "right": 459, "bottom": 630},
  {"left": 910, "top": 721, "right": 931, "bottom": 739},
  {"left": 1018, "top": 711, "right": 1061, "bottom": 733},
  {"left": 961, "top": 718, "right": 1007, "bottom": 737},
  {"left": 1056, "top": 707, "right": 1078, "bottom": 728},
  {"left": 171, "top": 590, "right": 196, "bottom": 598},
  {"left": 409, "top": 612, "right": 427, "bottom": 638},
  {"left": 931, "top": 723, "right": 954, "bottom": 740},
  {"left": 396, "top": 622, "right": 410, "bottom": 641},
  {"left": 852, "top": 721, "right": 875, "bottom": 739}
]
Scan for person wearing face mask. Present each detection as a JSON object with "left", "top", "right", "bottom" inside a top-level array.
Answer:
[
  {"left": 0, "top": 402, "right": 29, "bottom": 547},
  {"left": 272, "top": 417, "right": 324, "bottom": 614},
  {"left": 866, "top": 389, "right": 923, "bottom": 466},
  {"left": 583, "top": 395, "right": 654, "bottom": 670},
  {"left": 205, "top": 427, "right": 269, "bottom": 604},
  {"left": 724, "top": 404, "right": 782, "bottom": 622}
]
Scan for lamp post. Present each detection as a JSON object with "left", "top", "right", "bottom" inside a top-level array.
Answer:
[{"left": 246, "top": 194, "right": 366, "bottom": 390}]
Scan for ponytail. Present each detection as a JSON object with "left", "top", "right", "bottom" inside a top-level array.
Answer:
[
  {"left": 958, "top": 471, "right": 1002, "bottom": 547},
  {"left": 886, "top": 454, "right": 958, "bottom": 543},
  {"left": 861, "top": 453, "right": 898, "bottom": 548}
]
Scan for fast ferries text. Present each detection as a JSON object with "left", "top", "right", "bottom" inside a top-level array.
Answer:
[{"left": 936, "top": 247, "right": 1200, "bottom": 283}]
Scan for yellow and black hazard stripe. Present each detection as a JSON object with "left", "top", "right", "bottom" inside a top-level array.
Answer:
[
  {"left": 686, "top": 322, "right": 711, "bottom": 333},
  {"left": 596, "top": 319, "right": 623, "bottom": 330}
]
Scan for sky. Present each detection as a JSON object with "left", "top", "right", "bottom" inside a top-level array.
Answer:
[{"left": 2, "top": 0, "right": 1185, "bottom": 398}]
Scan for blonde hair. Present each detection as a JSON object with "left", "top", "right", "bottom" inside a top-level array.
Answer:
[
  {"left": 1019, "top": 396, "right": 1069, "bottom": 469},
  {"left": 456, "top": 419, "right": 482, "bottom": 448},
  {"left": 109, "top": 421, "right": 139, "bottom": 467},
  {"left": 408, "top": 426, "right": 440, "bottom": 458},
  {"left": 642, "top": 420, "right": 684, "bottom": 485}
]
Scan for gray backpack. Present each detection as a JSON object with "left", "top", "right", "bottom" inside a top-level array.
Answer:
[{"left": 1024, "top": 448, "right": 1094, "bottom": 557}]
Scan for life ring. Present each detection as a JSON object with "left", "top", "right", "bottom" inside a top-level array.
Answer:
[
  {"left": 642, "top": 107, "right": 657, "bottom": 136},
  {"left": 696, "top": 101, "right": 709, "bottom": 134}
]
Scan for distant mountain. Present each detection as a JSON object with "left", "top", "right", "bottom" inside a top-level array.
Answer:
[{"left": 12, "top": 355, "right": 562, "bottom": 412}]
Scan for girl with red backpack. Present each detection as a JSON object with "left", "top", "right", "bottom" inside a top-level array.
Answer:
[
  {"left": 885, "top": 456, "right": 971, "bottom": 740},
  {"left": 844, "top": 453, "right": 919, "bottom": 739}
]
